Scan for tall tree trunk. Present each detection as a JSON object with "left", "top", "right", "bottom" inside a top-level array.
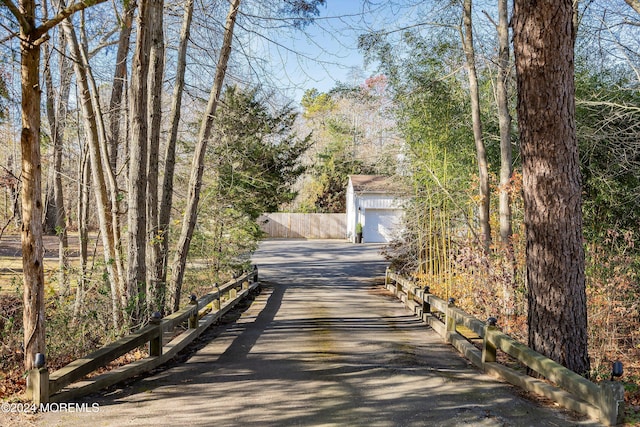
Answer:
[
  {"left": 104, "top": 5, "right": 136, "bottom": 302},
  {"left": 128, "top": 0, "right": 151, "bottom": 325},
  {"left": 43, "top": 27, "right": 73, "bottom": 297},
  {"left": 74, "top": 149, "right": 91, "bottom": 318},
  {"left": 168, "top": 0, "right": 241, "bottom": 312},
  {"left": 157, "top": 0, "right": 194, "bottom": 313},
  {"left": 496, "top": 0, "right": 514, "bottom": 312},
  {"left": 497, "top": 0, "right": 512, "bottom": 247},
  {"left": 19, "top": 9, "right": 46, "bottom": 372},
  {"left": 42, "top": 181, "right": 56, "bottom": 234},
  {"left": 6, "top": 0, "right": 109, "bottom": 371},
  {"left": 461, "top": 0, "right": 491, "bottom": 252},
  {"left": 62, "top": 17, "right": 124, "bottom": 329},
  {"left": 7, "top": 155, "right": 21, "bottom": 226},
  {"left": 107, "top": 0, "right": 137, "bottom": 172},
  {"left": 513, "top": 0, "right": 590, "bottom": 375},
  {"left": 78, "top": 9, "right": 128, "bottom": 316},
  {"left": 146, "top": 0, "right": 165, "bottom": 313}
]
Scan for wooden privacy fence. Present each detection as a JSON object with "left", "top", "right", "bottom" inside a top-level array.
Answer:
[
  {"left": 385, "top": 269, "right": 625, "bottom": 426},
  {"left": 26, "top": 268, "right": 260, "bottom": 405},
  {"left": 258, "top": 213, "right": 346, "bottom": 239}
]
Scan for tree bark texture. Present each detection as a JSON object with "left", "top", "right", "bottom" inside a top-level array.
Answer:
[
  {"left": 128, "top": 0, "right": 152, "bottom": 325},
  {"left": 62, "top": 17, "right": 124, "bottom": 329},
  {"left": 5, "top": 0, "right": 109, "bottom": 370},
  {"left": 78, "top": 17, "right": 128, "bottom": 309},
  {"left": 146, "top": 0, "right": 165, "bottom": 313},
  {"left": 74, "top": 151, "right": 91, "bottom": 318},
  {"left": 513, "top": 0, "right": 590, "bottom": 375},
  {"left": 461, "top": 0, "right": 491, "bottom": 252},
  {"left": 168, "top": 0, "right": 240, "bottom": 312},
  {"left": 496, "top": 0, "right": 515, "bottom": 312},
  {"left": 107, "top": 0, "right": 137, "bottom": 173},
  {"left": 43, "top": 28, "right": 72, "bottom": 297},
  {"left": 20, "top": 17, "right": 46, "bottom": 372},
  {"left": 497, "top": 0, "right": 513, "bottom": 247},
  {"left": 157, "top": 0, "right": 194, "bottom": 314}
]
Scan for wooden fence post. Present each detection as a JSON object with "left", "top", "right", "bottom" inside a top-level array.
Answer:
[
  {"left": 422, "top": 286, "right": 431, "bottom": 320},
  {"left": 213, "top": 284, "right": 221, "bottom": 310},
  {"left": 407, "top": 286, "right": 414, "bottom": 307},
  {"left": 482, "top": 317, "right": 498, "bottom": 366},
  {"left": 598, "top": 363, "right": 625, "bottom": 427},
  {"left": 188, "top": 294, "right": 198, "bottom": 329},
  {"left": 445, "top": 298, "right": 456, "bottom": 344},
  {"left": 26, "top": 353, "right": 49, "bottom": 405},
  {"left": 149, "top": 312, "right": 163, "bottom": 357}
]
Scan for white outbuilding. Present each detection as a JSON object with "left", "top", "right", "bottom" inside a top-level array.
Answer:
[{"left": 346, "top": 175, "right": 408, "bottom": 243}]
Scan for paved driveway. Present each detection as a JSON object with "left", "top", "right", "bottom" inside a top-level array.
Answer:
[{"left": 32, "top": 239, "right": 597, "bottom": 426}]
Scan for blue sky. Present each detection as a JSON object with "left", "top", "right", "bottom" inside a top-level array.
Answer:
[
  {"left": 279, "top": 2, "right": 372, "bottom": 96},
  {"left": 251, "top": 1, "right": 424, "bottom": 104}
]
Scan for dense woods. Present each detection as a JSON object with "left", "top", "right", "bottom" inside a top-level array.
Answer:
[
  {"left": 1, "top": 0, "right": 640, "bottom": 419},
  {"left": 0, "top": 0, "right": 323, "bottom": 374}
]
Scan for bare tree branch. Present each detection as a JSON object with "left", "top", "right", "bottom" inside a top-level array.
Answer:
[
  {"left": 35, "top": 0, "right": 110, "bottom": 41},
  {"left": 577, "top": 100, "right": 640, "bottom": 113},
  {"left": 0, "top": 0, "right": 32, "bottom": 33}
]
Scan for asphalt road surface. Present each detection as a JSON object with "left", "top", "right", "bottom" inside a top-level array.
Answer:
[{"left": 31, "top": 239, "right": 599, "bottom": 427}]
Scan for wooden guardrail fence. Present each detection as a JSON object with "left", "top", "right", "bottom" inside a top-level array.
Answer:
[
  {"left": 385, "top": 269, "right": 625, "bottom": 426},
  {"left": 26, "top": 266, "right": 260, "bottom": 405}
]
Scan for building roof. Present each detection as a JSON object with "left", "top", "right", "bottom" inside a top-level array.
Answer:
[{"left": 349, "top": 175, "right": 408, "bottom": 195}]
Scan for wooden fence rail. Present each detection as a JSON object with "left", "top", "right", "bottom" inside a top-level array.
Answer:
[
  {"left": 26, "top": 267, "right": 260, "bottom": 405},
  {"left": 385, "top": 269, "right": 625, "bottom": 426}
]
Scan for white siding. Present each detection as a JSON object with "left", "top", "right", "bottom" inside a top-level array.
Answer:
[
  {"left": 358, "top": 194, "right": 404, "bottom": 209},
  {"left": 346, "top": 176, "right": 408, "bottom": 243}
]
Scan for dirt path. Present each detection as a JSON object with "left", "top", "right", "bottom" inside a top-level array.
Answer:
[
  {"left": 0, "top": 233, "right": 94, "bottom": 293},
  {"left": 0, "top": 233, "right": 91, "bottom": 258},
  {"left": 27, "top": 240, "right": 598, "bottom": 426}
]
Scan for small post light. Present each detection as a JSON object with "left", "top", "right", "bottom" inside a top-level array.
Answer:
[
  {"left": 422, "top": 286, "right": 431, "bottom": 316},
  {"left": 29, "top": 353, "right": 49, "bottom": 405},
  {"left": 150, "top": 311, "right": 162, "bottom": 324},
  {"left": 34, "top": 353, "right": 45, "bottom": 369},
  {"left": 487, "top": 317, "right": 498, "bottom": 327},
  {"left": 188, "top": 294, "right": 198, "bottom": 329},
  {"left": 611, "top": 361, "right": 623, "bottom": 381}
]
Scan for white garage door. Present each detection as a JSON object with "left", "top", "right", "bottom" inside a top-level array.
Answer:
[{"left": 363, "top": 209, "right": 402, "bottom": 243}]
